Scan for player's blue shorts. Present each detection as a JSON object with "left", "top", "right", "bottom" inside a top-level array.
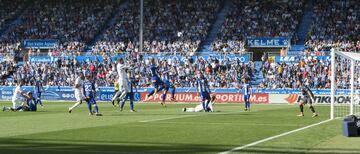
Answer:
[
  {"left": 244, "top": 94, "right": 250, "bottom": 101},
  {"left": 124, "top": 92, "right": 134, "bottom": 100},
  {"left": 87, "top": 97, "right": 97, "bottom": 105},
  {"left": 200, "top": 92, "right": 211, "bottom": 101},
  {"left": 28, "top": 103, "right": 37, "bottom": 111},
  {"left": 151, "top": 76, "right": 163, "bottom": 87}
]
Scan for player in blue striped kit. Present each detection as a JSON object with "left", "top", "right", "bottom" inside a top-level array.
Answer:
[
  {"left": 83, "top": 73, "right": 102, "bottom": 116},
  {"left": 33, "top": 76, "right": 44, "bottom": 107},
  {"left": 119, "top": 71, "right": 136, "bottom": 112},
  {"left": 144, "top": 58, "right": 166, "bottom": 103},
  {"left": 195, "top": 71, "right": 212, "bottom": 112},
  {"left": 160, "top": 72, "right": 176, "bottom": 107},
  {"left": 241, "top": 78, "right": 252, "bottom": 111}
]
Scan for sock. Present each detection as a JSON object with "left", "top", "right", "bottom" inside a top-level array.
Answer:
[
  {"left": 120, "top": 99, "right": 126, "bottom": 109},
  {"left": 247, "top": 101, "right": 250, "bottom": 109},
  {"left": 171, "top": 88, "right": 175, "bottom": 99},
  {"left": 69, "top": 101, "right": 82, "bottom": 110},
  {"left": 205, "top": 100, "right": 210, "bottom": 109},
  {"left": 87, "top": 102, "right": 92, "bottom": 113},
  {"left": 161, "top": 93, "right": 167, "bottom": 103},
  {"left": 309, "top": 106, "right": 316, "bottom": 113},
  {"left": 299, "top": 104, "right": 304, "bottom": 113},
  {"left": 202, "top": 101, "right": 206, "bottom": 111},
  {"left": 130, "top": 101, "right": 134, "bottom": 110},
  {"left": 37, "top": 99, "right": 43, "bottom": 106},
  {"left": 94, "top": 104, "right": 99, "bottom": 113}
]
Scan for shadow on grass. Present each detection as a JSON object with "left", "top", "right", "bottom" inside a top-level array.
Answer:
[{"left": 1, "top": 138, "right": 360, "bottom": 154}]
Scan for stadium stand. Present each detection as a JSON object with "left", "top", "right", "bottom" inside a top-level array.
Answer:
[
  {"left": 93, "top": 0, "right": 220, "bottom": 54},
  {"left": 0, "top": 0, "right": 358, "bottom": 89},
  {"left": 211, "top": 0, "right": 305, "bottom": 53},
  {"left": 305, "top": 0, "right": 359, "bottom": 52}
]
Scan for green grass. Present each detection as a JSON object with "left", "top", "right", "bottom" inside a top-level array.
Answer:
[{"left": 0, "top": 101, "right": 359, "bottom": 154}]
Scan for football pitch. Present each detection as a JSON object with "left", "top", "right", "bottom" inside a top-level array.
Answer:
[{"left": 0, "top": 101, "right": 359, "bottom": 154}]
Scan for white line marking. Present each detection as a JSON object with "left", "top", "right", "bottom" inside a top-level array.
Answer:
[
  {"left": 219, "top": 119, "right": 333, "bottom": 154},
  {"left": 153, "top": 121, "right": 300, "bottom": 127}
]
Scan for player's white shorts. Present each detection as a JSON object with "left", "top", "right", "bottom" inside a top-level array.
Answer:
[
  {"left": 74, "top": 89, "right": 84, "bottom": 101},
  {"left": 118, "top": 78, "right": 130, "bottom": 93},
  {"left": 12, "top": 98, "right": 24, "bottom": 109}
]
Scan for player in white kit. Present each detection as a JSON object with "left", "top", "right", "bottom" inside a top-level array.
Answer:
[
  {"left": 111, "top": 58, "right": 132, "bottom": 105},
  {"left": 68, "top": 72, "right": 85, "bottom": 113},
  {"left": 3, "top": 80, "right": 30, "bottom": 112},
  {"left": 183, "top": 95, "right": 217, "bottom": 112}
]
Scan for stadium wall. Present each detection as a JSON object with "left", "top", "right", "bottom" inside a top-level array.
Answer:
[{"left": 0, "top": 86, "right": 355, "bottom": 104}]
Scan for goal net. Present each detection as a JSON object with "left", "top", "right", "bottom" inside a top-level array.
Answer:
[{"left": 331, "top": 48, "right": 360, "bottom": 119}]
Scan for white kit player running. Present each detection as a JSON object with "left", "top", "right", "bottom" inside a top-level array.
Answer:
[
  {"left": 111, "top": 58, "right": 132, "bottom": 105},
  {"left": 68, "top": 72, "right": 85, "bottom": 113}
]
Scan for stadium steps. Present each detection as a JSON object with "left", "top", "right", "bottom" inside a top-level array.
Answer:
[
  {"left": 85, "top": 0, "right": 129, "bottom": 51},
  {"left": 0, "top": 0, "right": 32, "bottom": 38},
  {"left": 295, "top": 0, "right": 314, "bottom": 45},
  {"left": 198, "top": 0, "right": 232, "bottom": 53}
]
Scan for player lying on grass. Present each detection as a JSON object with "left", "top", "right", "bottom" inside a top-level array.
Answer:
[
  {"left": 3, "top": 80, "right": 31, "bottom": 112},
  {"left": 83, "top": 73, "right": 102, "bottom": 116},
  {"left": 21, "top": 92, "right": 39, "bottom": 112},
  {"left": 183, "top": 95, "right": 216, "bottom": 112},
  {"left": 298, "top": 85, "right": 318, "bottom": 117}
]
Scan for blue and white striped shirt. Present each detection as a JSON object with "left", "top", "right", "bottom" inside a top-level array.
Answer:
[{"left": 196, "top": 77, "right": 210, "bottom": 93}]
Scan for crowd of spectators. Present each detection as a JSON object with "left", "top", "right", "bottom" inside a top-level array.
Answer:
[
  {"left": 306, "top": 0, "right": 359, "bottom": 52},
  {"left": 0, "top": 0, "right": 121, "bottom": 57},
  {"left": 211, "top": 0, "right": 305, "bottom": 53},
  {"left": 0, "top": 0, "right": 27, "bottom": 33},
  {"left": 259, "top": 57, "right": 332, "bottom": 89},
  {"left": 3, "top": 55, "right": 254, "bottom": 89},
  {"left": 93, "top": 0, "right": 220, "bottom": 55}
]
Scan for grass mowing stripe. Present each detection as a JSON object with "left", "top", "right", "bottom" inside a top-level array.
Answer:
[
  {"left": 152, "top": 121, "right": 302, "bottom": 127},
  {"left": 219, "top": 118, "right": 333, "bottom": 154},
  {"left": 0, "top": 147, "right": 134, "bottom": 154}
]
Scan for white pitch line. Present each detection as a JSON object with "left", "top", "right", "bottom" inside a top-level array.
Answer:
[{"left": 219, "top": 119, "right": 333, "bottom": 154}]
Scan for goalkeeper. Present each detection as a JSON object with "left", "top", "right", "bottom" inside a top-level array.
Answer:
[{"left": 298, "top": 85, "right": 318, "bottom": 117}]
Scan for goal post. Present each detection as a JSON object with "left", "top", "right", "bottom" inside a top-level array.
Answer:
[{"left": 331, "top": 48, "right": 360, "bottom": 119}]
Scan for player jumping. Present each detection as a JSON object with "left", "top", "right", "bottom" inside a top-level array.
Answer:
[
  {"left": 298, "top": 85, "right": 318, "bottom": 117},
  {"left": 143, "top": 58, "right": 166, "bottom": 106},
  {"left": 83, "top": 73, "right": 102, "bottom": 116},
  {"left": 68, "top": 72, "right": 85, "bottom": 113},
  {"left": 111, "top": 58, "right": 132, "bottom": 105}
]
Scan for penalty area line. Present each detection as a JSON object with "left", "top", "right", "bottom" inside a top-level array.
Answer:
[{"left": 219, "top": 118, "right": 334, "bottom": 154}]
